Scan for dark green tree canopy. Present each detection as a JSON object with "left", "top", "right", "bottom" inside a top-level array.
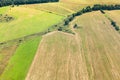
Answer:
[{"left": 0, "top": 0, "right": 59, "bottom": 7}]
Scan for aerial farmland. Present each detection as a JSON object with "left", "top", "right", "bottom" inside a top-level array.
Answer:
[{"left": 0, "top": 0, "right": 120, "bottom": 80}]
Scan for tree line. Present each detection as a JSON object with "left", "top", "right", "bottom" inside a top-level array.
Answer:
[
  {"left": 63, "top": 4, "right": 120, "bottom": 32},
  {"left": 111, "top": 20, "right": 119, "bottom": 31},
  {"left": 0, "top": 0, "right": 59, "bottom": 7},
  {"left": 64, "top": 4, "right": 120, "bottom": 26},
  {"left": 74, "top": 4, "right": 120, "bottom": 16}
]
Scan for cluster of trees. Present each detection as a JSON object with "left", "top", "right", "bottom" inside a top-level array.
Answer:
[
  {"left": 0, "top": 0, "right": 59, "bottom": 7},
  {"left": 0, "top": 14, "right": 14, "bottom": 22},
  {"left": 57, "top": 26, "right": 75, "bottom": 34}
]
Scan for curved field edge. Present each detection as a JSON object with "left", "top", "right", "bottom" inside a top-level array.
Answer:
[
  {"left": 0, "top": 37, "right": 41, "bottom": 80},
  {"left": 0, "top": 6, "right": 64, "bottom": 42}
]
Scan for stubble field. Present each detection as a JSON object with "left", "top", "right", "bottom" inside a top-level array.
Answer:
[{"left": 26, "top": 11, "right": 120, "bottom": 80}]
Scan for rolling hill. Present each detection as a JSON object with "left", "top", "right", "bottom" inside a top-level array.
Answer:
[{"left": 25, "top": 11, "right": 120, "bottom": 80}]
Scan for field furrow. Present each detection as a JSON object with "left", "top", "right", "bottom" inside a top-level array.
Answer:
[{"left": 75, "top": 11, "right": 120, "bottom": 80}]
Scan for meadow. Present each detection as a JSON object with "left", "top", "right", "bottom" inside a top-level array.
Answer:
[
  {"left": 0, "top": 37, "right": 41, "bottom": 80},
  {"left": 0, "top": 6, "right": 64, "bottom": 42},
  {"left": 0, "top": 44, "right": 17, "bottom": 76},
  {"left": 0, "top": 2, "right": 64, "bottom": 80}
]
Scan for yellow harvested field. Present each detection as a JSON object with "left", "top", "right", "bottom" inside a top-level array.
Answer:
[
  {"left": 26, "top": 11, "right": 120, "bottom": 80},
  {"left": 60, "top": 0, "right": 120, "bottom": 4},
  {"left": 24, "top": 0, "right": 120, "bottom": 16},
  {"left": 72, "top": 11, "right": 120, "bottom": 80},
  {"left": 26, "top": 31, "right": 89, "bottom": 80}
]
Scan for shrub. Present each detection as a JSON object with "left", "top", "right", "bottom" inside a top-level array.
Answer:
[
  {"left": 111, "top": 21, "right": 116, "bottom": 27},
  {"left": 58, "top": 27, "right": 63, "bottom": 31},
  {"left": 0, "top": 14, "right": 14, "bottom": 22},
  {"left": 115, "top": 26, "right": 119, "bottom": 31},
  {"left": 110, "top": 20, "right": 120, "bottom": 31},
  {"left": 64, "top": 19, "right": 69, "bottom": 25},
  {"left": 85, "top": 6, "right": 92, "bottom": 12},
  {"left": 73, "top": 24, "right": 78, "bottom": 28},
  {"left": 100, "top": 10, "right": 105, "bottom": 14}
]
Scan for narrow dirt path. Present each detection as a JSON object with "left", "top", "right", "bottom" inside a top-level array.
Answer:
[{"left": 69, "top": 17, "right": 89, "bottom": 80}]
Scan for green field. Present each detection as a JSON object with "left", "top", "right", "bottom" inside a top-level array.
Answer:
[
  {"left": 0, "top": 37, "right": 41, "bottom": 80},
  {"left": 0, "top": 3, "right": 64, "bottom": 80},
  {"left": 0, "top": 7, "right": 9, "bottom": 14},
  {"left": 0, "top": 45, "right": 18, "bottom": 76},
  {"left": 0, "top": 6, "right": 64, "bottom": 42}
]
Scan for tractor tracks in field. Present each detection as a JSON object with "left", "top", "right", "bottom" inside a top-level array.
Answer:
[{"left": 69, "top": 17, "right": 89, "bottom": 80}]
